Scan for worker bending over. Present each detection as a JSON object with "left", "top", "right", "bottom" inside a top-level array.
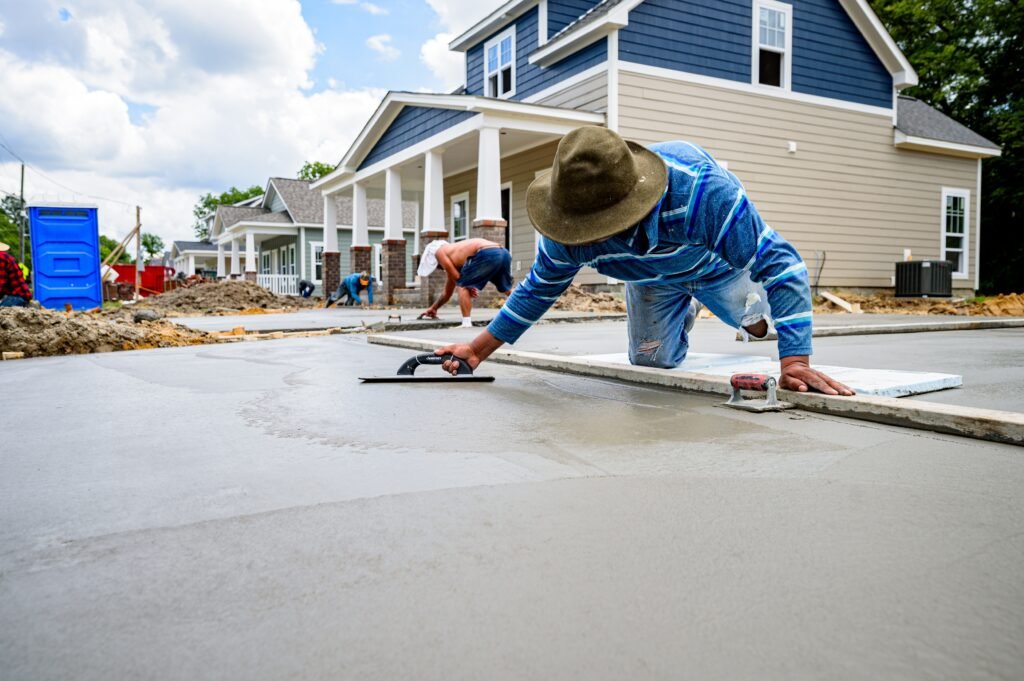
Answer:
[
  {"left": 0, "top": 242, "right": 31, "bottom": 308},
  {"left": 435, "top": 126, "right": 853, "bottom": 396},
  {"left": 418, "top": 238, "right": 513, "bottom": 328},
  {"left": 326, "top": 271, "right": 374, "bottom": 307}
]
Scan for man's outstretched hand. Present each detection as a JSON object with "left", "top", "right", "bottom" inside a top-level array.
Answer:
[
  {"left": 435, "top": 343, "right": 483, "bottom": 375},
  {"left": 780, "top": 356, "right": 855, "bottom": 396}
]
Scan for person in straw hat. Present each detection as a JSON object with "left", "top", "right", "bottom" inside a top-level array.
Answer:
[
  {"left": 417, "top": 238, "right": 514, "bottom": 328},
  {"left": 0, "top": 241, "right": 31, "bottom": 308},
  {"left": 435, "top": 126, "right": 853, "bottom": 396}
]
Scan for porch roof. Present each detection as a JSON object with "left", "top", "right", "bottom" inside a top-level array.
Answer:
[
  {"left": 312, "top": 91, "right": 604, "bottom": 194},
  {"left": 894, "top": 96, "right": 1000, "bottom": 158}
]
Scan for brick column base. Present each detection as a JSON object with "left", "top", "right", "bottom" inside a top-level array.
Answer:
[
  {"left": 419, "top": 230, "right": 450, "bottom": 307},
  {"left": 350, "top": 245, "right": 372, "bottom": 279},
  {"left": 470, "top": 219, "right": 511, "bottom": 308},
  {"left": 244, "top": 272, "right": 257, "bottom": 283},
  {"left": 381, "top": 239, "right": 407, "bottom": 304},
  {"left": 322, "top": 251, "right": 341, "bottom": 298}
]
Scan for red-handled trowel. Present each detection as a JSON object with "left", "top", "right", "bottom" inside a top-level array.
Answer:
[{"left": 359, "top": 353, "right": 495, "bottom": 383}]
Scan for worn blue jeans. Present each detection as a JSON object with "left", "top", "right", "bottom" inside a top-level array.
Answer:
[
  {"left": 0, "top": 295, "right": 29, "bottom": 308},
  {"left": 626, "top": 269, "right": 771, "bottom": 368}
]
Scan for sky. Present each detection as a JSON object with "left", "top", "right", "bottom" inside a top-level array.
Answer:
[{"left": 0, "top": 0, "right": 505, "bottom": 244}]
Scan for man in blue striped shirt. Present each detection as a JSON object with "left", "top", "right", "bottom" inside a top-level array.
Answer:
[{"left": 437, "top": 126, "right": 853, "bottom": 396}]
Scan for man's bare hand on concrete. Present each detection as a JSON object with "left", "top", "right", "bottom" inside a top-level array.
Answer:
[
  {"left": 780, "top": 356, "right": 855, "bottom": 396},
  {"left": 435, "top": 331, "right": 504, "bottom": 375}
]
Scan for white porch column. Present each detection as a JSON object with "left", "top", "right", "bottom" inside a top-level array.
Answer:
[
  {"left": 322, "top": 194, "right": 341, "bottom": 294},
  {"left": 323, "top": 195, "right": 338, "bottom": 252},
  {"left": 230, "top": 238, "right": 240, "bottom": 277},
  {"left": 244, "top": 229, "right": 258, "bottom": 280},
  {"left": 422, "top": 150, "right": 445, "bottom": 233},
  {"left": 474, "top": 126, "right": 504, "bottom": 225},
  {"left": 187, "top": 254, "right": 195, "bottom": 275},
  {"left": 353, "top": 182, "right": 369, "bottom": 247},
  {"left": 216, "top": 244, "right": 225, "bottom": 278},
  {"left": 384, "top": 168, "right": 403, "bottom": 240}
]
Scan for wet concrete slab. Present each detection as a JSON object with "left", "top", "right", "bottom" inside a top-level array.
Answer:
[
  {"left": 171, "top": 307, "right": 622, "bottom": 333},
  {"left": 392, "top": 320, "right": 1024, "bottom": 413},
  {"left": 1, "top": 337, "right": 1022, "bottom": 680}
]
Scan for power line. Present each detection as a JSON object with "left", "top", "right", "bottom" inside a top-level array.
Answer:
[{"left": 0, "top": 138, "right": 137, "bottom": 208}]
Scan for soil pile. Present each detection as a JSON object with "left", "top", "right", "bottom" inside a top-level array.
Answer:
[
  {"left": 0, "top": 307, "right": 213, "bottom": 357},
  {"left": 135, "top": 279, "right": 317, "bottom": 315},
  {"left": 814, "top": 290, "right": 1024, "bottom": 317},
  {"left": 553, "top": 286, "right": 627, "bottom": 313}
]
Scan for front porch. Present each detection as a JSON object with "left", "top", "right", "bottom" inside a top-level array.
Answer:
[{"left": 312, "top": 93, "right": 605, "bottom": 305}]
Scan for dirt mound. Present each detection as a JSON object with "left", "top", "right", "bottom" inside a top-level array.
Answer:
[
  {"left": 0, "top": 307, "right": 213, "bottom": 357},
  {"left": 553, "top": 286, "right": 627, "bottom": 313},
  {"left": 814, "top": 290, "right": 1024, "bottom": 317},
  {"left": 136, "top": 279, "right": 316, "bottom": 315}
]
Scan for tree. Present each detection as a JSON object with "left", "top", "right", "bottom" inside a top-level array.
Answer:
[
  {"left": 100, "top": 235, "right": 132, "bottom": 264},
  {"left": 0, "top": 195, "right": 26, "bottom": 267},
  {"left": 297, "top": 161, "right": 335, "bottom": 182},
  {"left": 868, "top": 0, "right": 1024, "bottom": 292},
  {"left": 192, "top": 185, "right": 263, "bottom": 240},
  {"left": 141, "top": 233, "right": 165, "bottom": 261}
]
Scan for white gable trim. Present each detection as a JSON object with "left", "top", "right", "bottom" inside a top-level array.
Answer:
[
  {"left": 450, "top": 0, "right": 541, "bottom": 52},
  {"left": 838, "top": 0, "right": 917, "bottom": 89}
]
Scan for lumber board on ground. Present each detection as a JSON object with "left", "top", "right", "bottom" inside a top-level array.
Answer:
[
  {"left": 368, "top": 334, "right": 1024, "bottom": 446},
  {"left": 741, "top": 318, "right": 1024, "bottom": 341}
]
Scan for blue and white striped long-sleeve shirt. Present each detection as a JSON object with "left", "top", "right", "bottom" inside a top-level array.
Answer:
[{"left": 488, "top": 141, "right": 814, "bottom": 358}]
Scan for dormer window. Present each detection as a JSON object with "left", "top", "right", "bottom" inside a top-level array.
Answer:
[
  {"left": 754, "top": 0, "right": 792, "bottom": 89},
  {"left": 484, "top": 27, "right": 516, "bottom": 98}
]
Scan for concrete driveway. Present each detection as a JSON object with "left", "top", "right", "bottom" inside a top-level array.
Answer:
[{"left": 1, "top": 336, "right": 1022, "bottom": 680}]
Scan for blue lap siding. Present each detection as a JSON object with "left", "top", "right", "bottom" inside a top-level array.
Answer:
[
  {"left": 547, "top": 0, "right": 602, "bottom": 38},
  {"left": 359, "top": 107, "right": 478, "bottom": 170},
  {"left": 466, "top": 7, "right": 607, "bottom": 100},
  {"left": 620, "top": 0, "right": 892, "bottom": 108}
]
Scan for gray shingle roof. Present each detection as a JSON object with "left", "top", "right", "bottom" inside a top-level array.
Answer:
[
  {"left": 172, "top": 240, "right": 217, "bottom": 252},
  {"left": 217, "top": 206, "right": 266, "bottom": 229},
  {"left": 270, "top": 178, "right": 322, "bottom": 224},
  {"left": 897, "top": 96, "right": 999, "bottom": 149},
  {"left": 248, "top": 211, "right": 293, "bottom": 224}
]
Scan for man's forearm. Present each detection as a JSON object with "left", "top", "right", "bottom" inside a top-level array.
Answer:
[
  {"left": 469, "top": 329, "right": 504, "bottom": 363},
  {"left": 432, "top": 278, "right": 457, "bottom": 309}
]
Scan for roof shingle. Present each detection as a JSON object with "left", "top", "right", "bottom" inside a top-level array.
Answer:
[{"left": 896, "top": 97, "right": 999, "bottom": 150}]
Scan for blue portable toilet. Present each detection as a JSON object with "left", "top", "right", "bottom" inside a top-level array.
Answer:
[{"left": 28, "top": 204, "right": 103, "bottom": 310}]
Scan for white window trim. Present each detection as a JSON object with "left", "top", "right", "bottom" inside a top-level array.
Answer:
[
  {"left": 751, "top": 0, "right": 793, "bottom": 91},
  {"left": 372, "top": 243, "right": 383, "bottom": 283},
  {"left": 451, "top": 191, "right": 471, "bottom": 242},
  {"left": 310, "top": 241, "right": 324, "bottom": 284},
  {"left": 501, "top": 181, "right": 512, "bottom": 249},
  {"left": 483, "top": 26, "right": 517, "bottom": 99},
  {"left": 288, "top": 244, "right": 297, "bottom": 276},
  {"left": 940, "top": 187, "right": 970, "bottom": 280}
]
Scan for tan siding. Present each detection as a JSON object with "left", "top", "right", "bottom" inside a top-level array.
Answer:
[
  {"left": 618, "top": 72, "right": 980, "bottom": 289},
  {"left": 535, "top": 72, "right": 608, "bottom": 113},
  {"left": 443, "top": 140, "right": 606, "bottom": 287}
]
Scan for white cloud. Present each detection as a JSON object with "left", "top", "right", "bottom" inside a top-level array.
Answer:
[
  {"left": 0, "top": 1, "right": 383, "bottom": 244},
  {"left": 331, "top": 0, "right": 358, "bottom": 4},
  {"left": 424, "top": 0, "right": 505, "bottom": 33},
  {"left": 365, "top": 34, "right": 400, "bottom": 61},
  {"left": 420, "top": 32, "right": 465, "bottom": 91},
  {"left": 360, "top": 2, "right": 389, "bottom": 15}
]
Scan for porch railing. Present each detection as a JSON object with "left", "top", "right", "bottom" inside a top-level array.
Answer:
[{"left": 256, "top": 274, "right": 299, "bottom": 296}]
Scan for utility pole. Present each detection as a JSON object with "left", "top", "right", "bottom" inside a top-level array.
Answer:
[
  {"left": 19, "top": 163, "right": 25, "bottom": 263},
  {"left": 134, "top": 205, "right": 141, "bottom": 301}
]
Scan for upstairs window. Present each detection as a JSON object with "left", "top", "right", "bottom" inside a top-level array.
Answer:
[
  {"left": 754, "top": 1, "right": 791, "bottom": 89},
  {"left": 484, "top": 27, "right": 515, "bottom": 98}
]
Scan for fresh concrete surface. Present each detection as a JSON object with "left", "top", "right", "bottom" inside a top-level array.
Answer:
[
  {"left": 171, "top": 307, "right": 622, "bottom": 332},
  {"left": 392, "top": 320, "right": 1024, "bottom": 413},
  {"left": 2, "top": 337, "right": 1023, "bottom": 680}
]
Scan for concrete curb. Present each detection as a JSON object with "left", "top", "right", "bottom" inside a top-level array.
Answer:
[
  {"left": 368, "top": 334, "right": 1024, "bottom": 447},
  {"left": 740, "top": 317, "right": 1024, "bottom": 341}
]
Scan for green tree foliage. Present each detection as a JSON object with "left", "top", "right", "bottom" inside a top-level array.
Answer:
[
  {"left": 141, "top": 233, "right": 165, "bottom": 261},
  {"left": 868, "top": 0, "right": 1023, "bottom": 292},
  {"left": 0, "top": 196, "right": 27, "bottom": 267},
  {"left": 192, "top": 185, "right": 263, "bottom": 240},
  {"left": 100, "top": 235, "right": 132, "bottom": 264},
  {"left": 297, "top": 161, "right": 335, "bottom": 182}
]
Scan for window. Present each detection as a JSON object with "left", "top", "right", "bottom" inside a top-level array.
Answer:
[
  {"left": 484, "top": 27, "right": 515, "bottom": 98},
  {"left": 451, "top": 192, "right": 470, "bottom": 241},
  {"left": 288, "top": 244, "right": 296, "bottom": 276},
  {"left": 310, "top": 242, "right": 324, "bottom": 283},
  {"left": 753, "top": 1, "right": 791, "bottom": 89},
  {"left": 941, "top": 188, "right": 970, "bottom": 277},
  {"left": 260, "top": 252, "right": 271, "bottom": 274},
  {"left": 500, "top": 184, "right": 511, "bottom": 251}
]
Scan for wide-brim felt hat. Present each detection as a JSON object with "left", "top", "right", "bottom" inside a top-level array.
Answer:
[{"left": 527, "top": 126, "right": 667, "bottom": 245}]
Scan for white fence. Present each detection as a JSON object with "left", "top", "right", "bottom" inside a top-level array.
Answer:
[{"left": 256, "top": 274, "right": 299, "bottom": 296}]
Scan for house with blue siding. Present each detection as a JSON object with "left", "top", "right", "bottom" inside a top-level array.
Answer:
[{"left": 313, "top": 0, "right": 999, "bottom": 303}]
